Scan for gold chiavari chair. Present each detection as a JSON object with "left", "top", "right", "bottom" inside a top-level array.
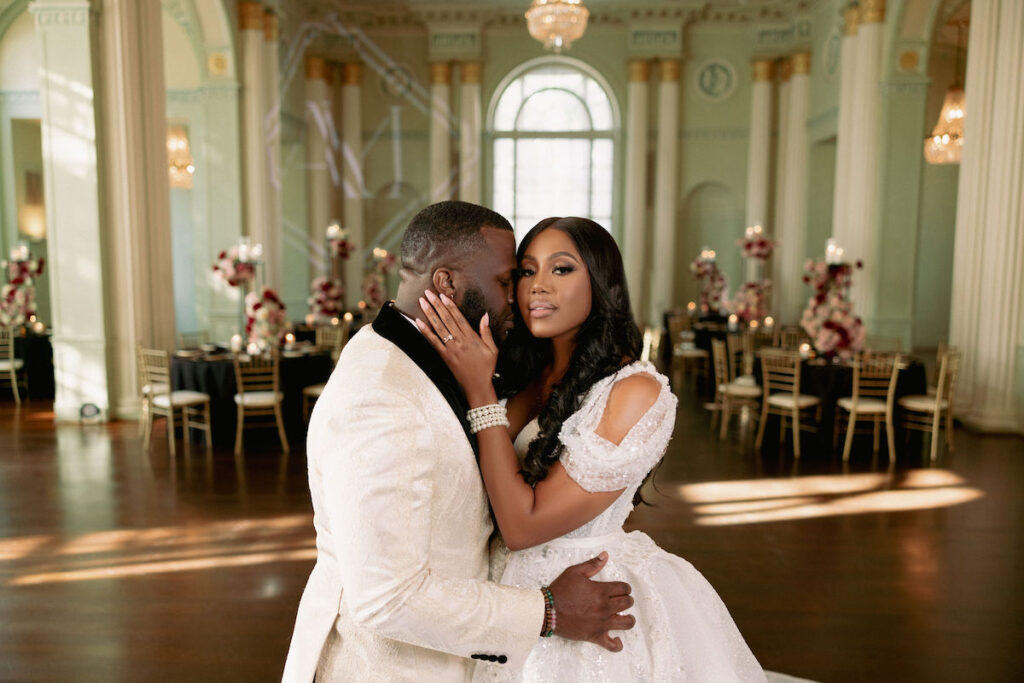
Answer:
[
  {"left": 927, "top": 343, "right": 950, "bottom": 397},
  {"left": 666, "top": 313, "right": 709, "bottom": 382},
  {"left": 726, "top": 332, "right": 753, "bottom": 380},
  {"left": 711, "top": 339, "right": 761, "bottom": 439},
  {"left": 755, "top": 348, "right": 821, "bottom": 457},
  {"left": 176, "top": 330, "right": 210, "bottom": 349},
  {"left": 899, "top": 348, "right": 961, "bottom": 461},
  {"left": 779, "top": 326, "right": 809, "bottom": 350},
  {"left": 835, "top": 352, "right": 901, "bottom": 462},
  {"left": 233, "top": 348, "right": 289, "bottom": 454},
  {"left": 0, "top": 327, "right": 26, "bottom": 403},
  {"left": 864, "top": 335, "right": 903, "bottom": 354},
  {"left": 303, "top": 322, "right": 352, "bottom": 419},
  {"left": 138, "top": 346, "right": 212, "bottom": 455}
]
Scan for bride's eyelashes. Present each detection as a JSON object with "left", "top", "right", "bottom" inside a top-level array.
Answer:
[{"left": 516, "top": 264, "right": 576, "bottom": 278}]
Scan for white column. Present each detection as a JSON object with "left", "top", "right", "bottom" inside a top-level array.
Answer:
[
  {"left": 341, "top": 63, "right": 366, "bottom": 309},
  {"left": 949, "top": 0, "right": 1024, "bottom": 433},
  {"left": 772, "top": 59, "right": 792, "bottom": 297},
  {"left": 745, "top": 59, "right": 773, "bottom": 284},
  {"left": 624, "top": 59, "right": 651, "bottom": 322},
  {"left": 239, "top": 2, "right": 267, "bottom": 252},
  {"left": 429, "top": 62, "right": 453, "bottom": 203},
  {"left": 262, "top": 10, "right": 282, "bottom": 291},
  {"left": 305, "top": 56, "right": 330, "bottom": 281},
  {"left": 31, "top": 0, "right": 112, "bottom": 420},
  {"left": 844, "top": 0, "right": 885, "bottom": 323},
  {"left": 458, "top": 62, "right": 482, "bottom": 205},
  {"left": 98, "top": 0, "right": 176, "bottom": 418},
  {"left": 830, "top": 5, "right": 859, "bottom": 248},
  {"left": 776, "top": 52, "right": 811, "bottom": 324},
  {"left": 648, "top": 59, "right": 681, "bottom": 327}
]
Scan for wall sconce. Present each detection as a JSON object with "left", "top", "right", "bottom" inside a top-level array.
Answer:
[{"left": 167, "top": 125, "right": 195, "bottom": 188}]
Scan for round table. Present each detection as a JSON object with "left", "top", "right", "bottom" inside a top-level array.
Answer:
[{"left": 170, "top": 351, "right": 333, "bottom": 446}]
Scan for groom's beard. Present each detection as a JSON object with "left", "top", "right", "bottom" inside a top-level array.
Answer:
[{"left": 460, "top": 286, "right": 507, "bottom": 346}]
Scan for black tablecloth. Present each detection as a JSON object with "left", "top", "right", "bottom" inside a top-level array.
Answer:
[
  {"left": 171, "top": 352, "right": 333, "bottom": 446},
  {"left": 6, "top": 332, "right": 55, "bottom": 400}
]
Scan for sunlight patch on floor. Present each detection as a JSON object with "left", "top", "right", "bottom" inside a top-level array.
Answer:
[{"left": 677, "top": 469, "right": 984, "bottom": 526}]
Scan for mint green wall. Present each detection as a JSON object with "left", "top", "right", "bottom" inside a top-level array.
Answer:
[{"left": 807, "top": 138, "right": 836, "bottom": 264}]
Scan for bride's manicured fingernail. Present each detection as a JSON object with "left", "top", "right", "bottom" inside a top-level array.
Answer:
[
  {"left": 439, "top": 292, "right": 450, "bottom": 304},
  {"left": 418, "top": 297, "right": 428, "bottom": 309},
  {"left": 424, "top": 290, "right": 437, "bottom": 301}
]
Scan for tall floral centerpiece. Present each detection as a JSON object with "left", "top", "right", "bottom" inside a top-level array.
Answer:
[
  {"left": 245, "top": 287, "right": 288, "bottom": 351},
  {"left": 727, "top": 225, "right": 775, "bottom": 322},
  {"left": 309, "top": 223, "right": 353, "bottom": 324},
  {"left": 689, "top": 248, "right": 727, "bottom": 315},
  {"left": 0, "top": 245, "right": 44, "bottom": 329},
  {"left": 213, "top": 239, "right": 262, "bottom": 337},
  {"left": 800, "top": 240, "right": 865, "bottom": 360},
  {"left": 361, "top": 247, "right": 398, "bottom": 313}
]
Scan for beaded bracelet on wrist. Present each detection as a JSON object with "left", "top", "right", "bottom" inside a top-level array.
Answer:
[
  {"left": 467, "top": 403, "right": 510, "bottom": 434},
  {"left": 540, "top": 586, "right": 556, "bottom": 637}
]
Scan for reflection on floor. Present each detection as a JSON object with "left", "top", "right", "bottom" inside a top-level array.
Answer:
[{"left": 0, "top": 385, "right": 1021, "bottom": 682}]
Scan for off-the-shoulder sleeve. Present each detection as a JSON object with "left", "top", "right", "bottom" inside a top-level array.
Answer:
[{"left": 557, "top": 361, "right": 678, "bottom": 492}]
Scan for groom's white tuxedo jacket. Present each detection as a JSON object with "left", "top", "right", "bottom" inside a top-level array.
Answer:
[{"left": 283, "top": 304, "right": 543, "bottom": 682}]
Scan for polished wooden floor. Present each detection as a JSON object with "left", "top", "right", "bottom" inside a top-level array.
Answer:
[{"left": 1, "top": 384, "right": 1022, "bottom": 682}]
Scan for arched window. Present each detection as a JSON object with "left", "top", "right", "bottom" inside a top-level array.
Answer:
[{"left": 489, "top": 59, "right": 616, "bottom": 241}]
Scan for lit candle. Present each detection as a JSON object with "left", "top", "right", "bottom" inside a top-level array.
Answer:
[
  {"left": 686, "top": 301, "right": 697, "bottom": 317},
  {"left": 764, "top": 316, "right": 775, "bottom": 328},
  {"left": 799, "top": 342, "right": 811, "bottom": 359},
  {"left": 330, "top": 317, "right": 340, "bottom": 326},
  {"left": 343, "top": 311, "right": 354, "bottom": 323},
  {"left": 749, "top": 319, "right": 759, "bottom": 330},
  {"left": 326, "top": 223, "right": 342, "bottom": 240},
  {"left": 358, "top": 300, "right": 367, "bottom": 310},
  {"left": 230, "top": 334, "right": 243, "bottom": 352},
  {"left": 246, "top": 342, "right": 261, "bottom": 356},
  {"left": 825, "top": 238, "right": 841, "bottom": 265},
  {"left": 31, "top": 321, "right": 45, "bottom": 334},
  {"left": 728, "top": 314, "right": 739, "bottom": 332},
  {"left": 304, "top": 313, "right": 315, "bottom": 327},
  {"left": 284, "top": 332, "right": 296, "bottom": 347},
  {"left": 373, "top": 247, "right": 388, "bottom": 259}
]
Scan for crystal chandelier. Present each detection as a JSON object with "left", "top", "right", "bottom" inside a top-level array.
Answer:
[
  {"left": 525, "top": 0, "right": 589, "bottom": 53},
  {"left": 923, "top": 86, "right": 964, "bottom": 164},
  {"left": 167, "top": 126, "right": 195, "bottom": 188},
  {"left": 924, "top": 22, "right": 966, "bottom": 165}
]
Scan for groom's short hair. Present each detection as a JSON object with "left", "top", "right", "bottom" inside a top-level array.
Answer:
[{"left": 400, "top": 201, "right": 514, "bottom": 271}]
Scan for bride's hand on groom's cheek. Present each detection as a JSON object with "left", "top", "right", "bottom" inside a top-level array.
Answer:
[{"left": 416, "top": 290, "right": 499, "bottom": 404}]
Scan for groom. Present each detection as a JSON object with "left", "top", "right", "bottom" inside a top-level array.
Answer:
[{"left": 282, "top": 201, "right": 635, "bottom": 682}]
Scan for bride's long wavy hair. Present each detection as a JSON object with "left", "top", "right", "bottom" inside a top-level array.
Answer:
[{"left": 496, "top": 217, "right": 647, "bottom": 502}]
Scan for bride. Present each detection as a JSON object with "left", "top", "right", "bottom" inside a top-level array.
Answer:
[{"left": 417, "top": 216, "right": 766, "bottom": 682}]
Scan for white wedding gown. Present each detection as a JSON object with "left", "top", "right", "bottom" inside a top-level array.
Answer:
[{"left": 473, "top": 361, "right": 767, "bottom": 682}]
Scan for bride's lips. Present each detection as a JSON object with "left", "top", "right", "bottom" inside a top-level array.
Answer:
[{"left": 528, "top": 302, "right": 557, "bottom": 319}]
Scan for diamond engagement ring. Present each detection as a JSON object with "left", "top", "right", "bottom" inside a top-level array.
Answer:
[{"left": 441, "top": 334, "right": 454, "bottom": 344}]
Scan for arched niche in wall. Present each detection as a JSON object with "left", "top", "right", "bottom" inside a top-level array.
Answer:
[
  {"left": 161, "top": 0, "right": 243, "bottom": 342},
  {"left": 675, "top": 182, "right": 743, "bottom": 308}
]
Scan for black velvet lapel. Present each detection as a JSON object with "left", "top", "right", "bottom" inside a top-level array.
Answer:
[{"left": 372, "top": 302, "right": 478, "bottom": 455}]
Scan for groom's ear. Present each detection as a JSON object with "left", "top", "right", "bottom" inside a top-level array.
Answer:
[{"left": 431, "top": 268, "right": 456, "bottom": 300}]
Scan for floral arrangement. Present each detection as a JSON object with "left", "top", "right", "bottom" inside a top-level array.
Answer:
[
  {"left": 737, "top": 232, "right": 776, "bottom": 260},
  {"left": 800, "top": 259, "right": 865, "bottom": 359},
  {"left": 4, "top": 257, "right": 45, "bottom": 284},
  {"left": 0, "top": 282, "right": 35, "bottom": 328},
  {"left": 689, "top": 255, "right": 728, "bottom": 314},
  {"left": 327, "top": 225, "right": 356, "bottom": 260},
  {"left": 361, "top": 248, "right": 398, "bottom": 309},
  {"left": 728, "top": 281, "right": 771, "bottom": 322},
  {"left": 212, "top": 245, "right": 256, "bottom": 287},
  {"left": 245, "top": 286, "right": 288, "bottom": 350},
  {"left": 308, "top": 277, "right": 344, "bottom": 323}
]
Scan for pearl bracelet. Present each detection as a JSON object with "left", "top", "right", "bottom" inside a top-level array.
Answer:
[{"left": 467, "top": 403, "right": 509, "bottom": 434}]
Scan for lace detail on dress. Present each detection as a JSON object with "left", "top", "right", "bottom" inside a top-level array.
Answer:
[{"left": 558, "top": 361, "right": 677, "bottom": 494}]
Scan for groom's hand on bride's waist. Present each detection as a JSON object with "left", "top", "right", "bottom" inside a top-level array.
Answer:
[{"left": 548, "top": 551, "right": 635, "bottom": 652}]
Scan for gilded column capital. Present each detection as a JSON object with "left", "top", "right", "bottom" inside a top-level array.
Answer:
[
  {"left": 752, "top": 59, "right": 773, "bottom": 82},
  {"left": 263, "top": 11, "right": 277, "bottom": 42},
  {"left": 659, "top": 59, "right": 680, "bottom": 82},
  {"left": 628, "top": 60, "right": 651, "bottom": 83},
  {"left": 791, "top": 52, "right": 811, "bottom": 76},
  {"left": 461, "top": 62, "right": 481, "bottom": 85},
  {"left": 430, "top": 62, "right": 452, "bottom": 85},
  {"left": 778, "top": 57, "right": 792, "bottom": 82},
  {"left": 239, "top": 2, "right": 263, "bottom": 31},
  {"left": 844, "top": 6, "right": 860, "bottom": 35},
  {"left": 342, "top": 63, "right": 362, "bottom": 86},
  {"left": 305, "top": 56, "right": 326, "bottom": 81},
  {"left": 860, "top": 0, "right": 885, "bottom": 25}
]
